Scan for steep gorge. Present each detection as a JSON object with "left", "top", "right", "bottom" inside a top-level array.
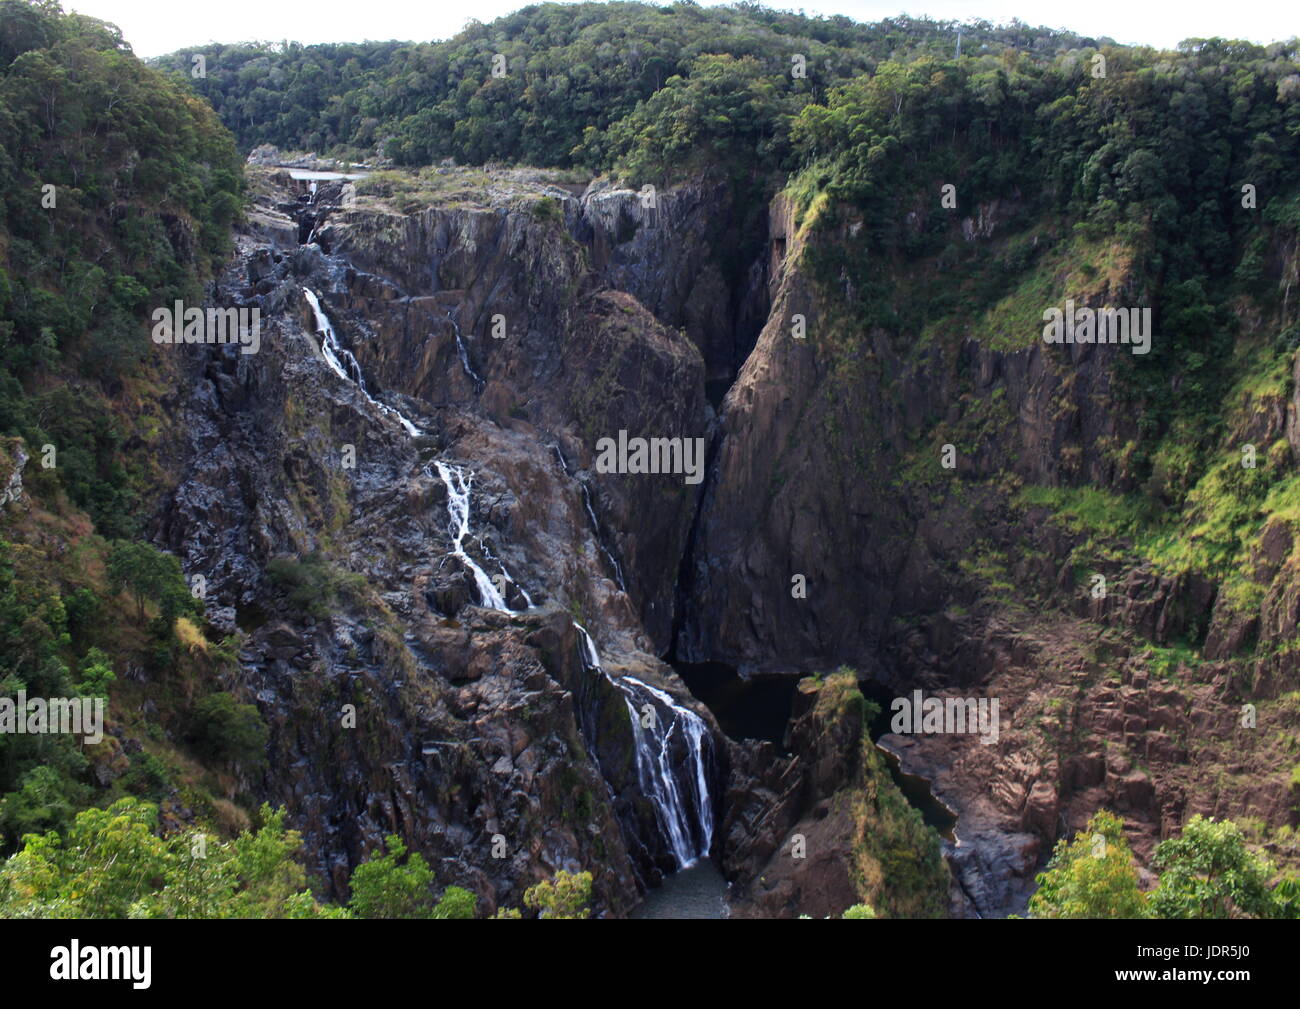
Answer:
[
  {"left": 155, "top": 157, "right": 1300, "bottom": 919},
  {"left": 4, "top": 0, "right": 1298, "bottom": 925}
]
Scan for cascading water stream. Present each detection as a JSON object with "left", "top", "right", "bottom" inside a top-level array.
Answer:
[
  {"left": 487, "top": 549, "right": 533, "bottom": 608},
  {"left": 624, "top": 673, "right": 715, "bottom": 862},
  {"left": 551, "top": 445, "right": 626, "bottom": 591},
  {"left": 301, "top": 284, "right": 711, "bottom": 870},
  {"left": 430, "top": 461, "right": 510, "bottom": 612},
  {"left": 447, "top": 313, "right": 483, "bottom": 388},
  {"left": 303, "top": 288, "right": 519, "bottom": 611},
  {"left": 303, "top": 289, "right": 419, "bottom": 436},
  {"left": 573, "top": 623, "right": 713, "bottom": 869}
]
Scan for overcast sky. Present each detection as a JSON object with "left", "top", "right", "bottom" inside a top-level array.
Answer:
[{"left": 64, "top": 0, "right": 1298, "bottom": 58}]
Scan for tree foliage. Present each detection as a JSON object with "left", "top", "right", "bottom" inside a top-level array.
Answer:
[
  {"left": 346, "top": 833, "right": 478, "bottom": 919},
  {"left": 1151, "top": 815, "right": 1286, "bottom": 919},
  {"left": 347, "top": 833, "right": 434, "bottom": 919},
  {"left": 791, "top": 37, "right": 1300, "bottom": 444},
  {"left": 1030, "top": 811, "right": 1299, "bottom": 919},
  {"left": 0, "top": 2, "right": 242, "bottom": 534},
  {"left": 0, "top": 3, "right": 240, "bottom": 857},
  {"left": 185, "top": 692, "right": 269, "bottom": 772},
  {"left": 1029, "top": 810, "right": 1149, "bottom": 918},
  {"left": 106, "top": 540, "right": 196, "bottom": 626},
  {"left": 0, "top": 799, "right": 342, "bottom": 918},
  {"left": 523, "top": 869, "right": 594, "bottom": 919},
  {"left": 153, "top": 4, "right": 1105, "bottom": 176}
]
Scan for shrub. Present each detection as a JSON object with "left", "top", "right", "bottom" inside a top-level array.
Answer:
[
  {"left": 523, "top": 869, "right": 593, "bottom": 919},
  {"left": 186, "top": 693, "right": 269, "bottom": 770}
]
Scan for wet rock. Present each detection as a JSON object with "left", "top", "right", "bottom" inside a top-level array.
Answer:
[{"left": 0, "top": 438, "right": 27, "bottom": 510}]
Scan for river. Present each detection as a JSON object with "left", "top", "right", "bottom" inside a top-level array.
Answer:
[{"left": 629, "top": 860, "right": 730, "bottom": 918}]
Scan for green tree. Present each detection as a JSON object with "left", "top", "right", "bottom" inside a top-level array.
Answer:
[
  {"left": 186, "top": 692, "right": 269, "bottom": 771},
  {"left": 0, "top": 764, "right": 91, "bottom": 848},
  {"left": 0, "top": 799, "right": 340, "bottom": 919},
  {"left": 523, "top": 869, "right": 593, "bottom": 919},
  {"left": 1272, "top": 875, "right": 1300, "bottom": 919},
  {"left": 347, "top": 833, "right": 436, "bottom": 918},
  {"left": 1150, "top": 816, "right": 1281, "bottom": 919},
  {"left": 75, "top": 646, "right": 114, "bottom": 697},
  {"left": 105, "top": 541, "right": 193, "bottom": 625},
  {"left": 1029, "top": 810, "right": 1148, "bottom": 918},
  {"left": 0, "top": 797, "right": 169, "bottom": 918},
  {"left": 432, "top": 885, "right": 477, "bottom": 919}
]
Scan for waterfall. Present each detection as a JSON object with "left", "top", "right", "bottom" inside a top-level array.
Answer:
[
  {"left": 447, "top": 313, "right": 483, "bottom": 388},
  {"left": 623, "top": 674, "right": 714, "bottom": 864},
  {"left": 551, "top": 445, "right": 626, "bottom": 591},
  {"left": 303, "top": 289, "right": 420, "bottom": 436},
  {"left": 573, "top": 623, "right": 713, "bottom": 869},
  {"left": 302, "top": 287, "right": 524, "bottom": 612},
  {"left": 431, "top": 461, "right": 510, "bottom": 611},
  {"left": 497, "top": 562, "right": 534, "bottom": 608},
  {"left": 300, "top": 283, "right": 711, "bottom": 874}
]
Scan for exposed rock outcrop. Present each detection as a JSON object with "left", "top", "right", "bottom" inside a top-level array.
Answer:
[
  {"left": 154, "top": 170, "right": 732, "bottom": 913},
  {"left": 0, "top": 438, "right": 27, "bottom": 511},
  {"left": 724, "top": 673, "right": 949, "bottom": 918}
]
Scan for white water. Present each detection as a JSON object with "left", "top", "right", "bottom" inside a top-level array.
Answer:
[
  {"left": 480, "top": 538, "right": 534, "bottom": 609},
  {"left": 432, "top": 461, "right": 510, "bottom": 612},
  {"left": 447, "top": 314, "right": 483, "bottom": 387},
  {"left": 499, "top": 564, "right": 533, "bottom": 608},
  {"left": 624, "top": 674, "right": 715, "bottom": 862},
  {"left": 303, "top": 289, "right": 420, "bottom": 436},
  {"left": 301, "top": 284, "right": 709, "bottom": 868},
  {"left": 551, "top": 445, "right": 626, "bottom": 591},
  {"left": 574, "top": 623, "right": 713, "bottom": 869},
  {"left": 303, "top": 287, "right": 528, "bottom": 612}
]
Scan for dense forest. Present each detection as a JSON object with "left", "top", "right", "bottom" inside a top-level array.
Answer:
[
  {"left": 2, "top": 0, "right": 1299, "bottom": 919},
  {"left": 150, "top": 3, "right": 1107, "bottom": 170},
  {"left": 1, "top": 0, "right": 240, "bottom": 531},
  {"left": 0, "top": 0, "right": 251, "bottom": 897}
]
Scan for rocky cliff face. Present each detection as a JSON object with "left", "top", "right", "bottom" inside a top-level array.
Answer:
[
  {"left": 153, "top": 169, "right": 744, "bottom": 912},
  {"left": 678, "top": 194, "right": 1146, "bottom": 671},
  {"left": 311, "top": 175, "right": 723, "bottom": 652},
  {"left": 0, "top": 439, "right": 26, "bottom": 511},
  {"left": 723, "top": 672, "right": 949, "bottom": 918},
  {"left": 574, "top": 177, "right": 772, "bottom": 390},
  {"left": 675, "top": 191, "right": 1300, "bottom": 914},
  {"left": 154, "top": 164, "right": 1299, "bottom": 919}
]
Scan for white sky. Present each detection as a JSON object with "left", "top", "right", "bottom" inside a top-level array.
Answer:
[{"left": 64, "top": 0, "right": 1298, "bottom": 58}]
